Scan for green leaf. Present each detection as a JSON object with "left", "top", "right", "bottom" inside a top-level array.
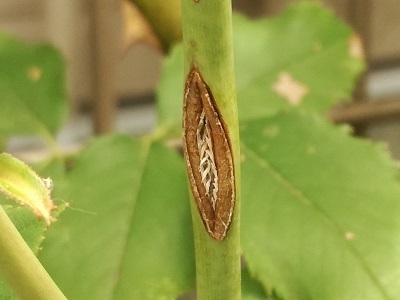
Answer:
[
  {"left": 0, "top": 157, "right": 66, "bottom": 300},
  {"left": 157, "top": 2, "right": 364, "bottom": 131},
  {"left": 4, "top": 206, "right": 47, "bottom": 254},
  {"left": 0, "top": 153, "right": 56, "bottom": 225},
  {"left": 0, "top": 33, "right": 67, "bottom": 141},
  {"left": 242, "top": 266, "right": 270, "bottom": 300},
  {"left": 156, "top": 44, "right": 184, "bottom": 130},
  {"left": 240, "top": 111, "right": 400, "bottom": 299},
  {"left": 39, "top": 135, "right": 195, "bottom": 299}
]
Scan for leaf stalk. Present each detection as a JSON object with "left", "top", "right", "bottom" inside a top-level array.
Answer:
[{"left": 0, "top": 206, "right": 66, "bottom": 300}]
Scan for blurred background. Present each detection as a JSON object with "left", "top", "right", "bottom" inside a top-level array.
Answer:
[{"left": 1, "top": 0, "right": 400, "bottom": 157}]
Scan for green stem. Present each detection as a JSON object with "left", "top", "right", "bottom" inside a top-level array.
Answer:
[
  {"left": 0, "top": 206, "right": 66, "bottom": 300},
  {"left": 181, "top": 0, "right": 241, "bottom": 299}
]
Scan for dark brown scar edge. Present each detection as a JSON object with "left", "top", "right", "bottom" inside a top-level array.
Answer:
[{"left": 182, "top": 63, "right": 236, "bottom": 242}]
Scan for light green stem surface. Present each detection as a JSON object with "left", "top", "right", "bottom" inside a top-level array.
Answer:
[
  {"left": 181, "top": 0, "right": 241, "bottom": 299},
  {"left": 0, "top": 206, "right": 66, "bottom": 300}
]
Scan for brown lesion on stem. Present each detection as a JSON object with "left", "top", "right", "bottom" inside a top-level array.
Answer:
[{"left": 182, "top": 64, "right": 235, "bottom": 242}]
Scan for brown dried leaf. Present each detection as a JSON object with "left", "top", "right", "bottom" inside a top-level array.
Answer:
[
  {"left": 120, "top": 0, "right": 162, "bottom": 54},
  {"left": 348, "top": 34, "right": 364, "bottom": 59}
]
